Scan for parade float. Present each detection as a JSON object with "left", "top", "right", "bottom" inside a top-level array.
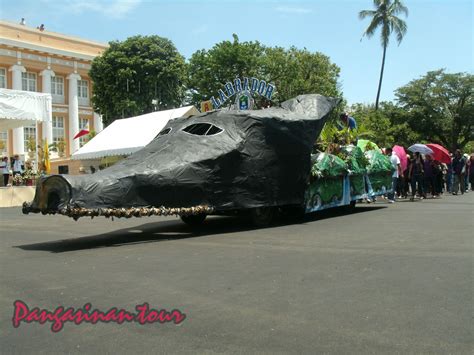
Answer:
[
  {"left": 306, "top": 145, "right": 392, "bottom": 213},
  {"left": 23, "top": 78, "right": 392, "bottom": 226}
]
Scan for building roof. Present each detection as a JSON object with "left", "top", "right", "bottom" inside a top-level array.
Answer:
[
  {"left": 71, "top": 106, "right": 199, "bottom": 160},
  {"left": 0, "top": 20, "right": 108, "bottom": 60}
]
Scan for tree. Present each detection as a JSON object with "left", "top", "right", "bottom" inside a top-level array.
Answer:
[
  {"left": 90, "top": 35, "right": 186, "bottom": 126},
  {"left": 187, "top": 34, "right": 265, "bottom": 106},
  {"left": 262, "top": 46, "right": 341, "bottom": 102},
  {"left": 187, "top": 34, "right": 342, "bottom": 107},
  {"left": 395, "top": 70, "right": 474, "bottom": 152},
  {"left": 359, "top": 0, "right": 408, "bottom": 110},
  {"left": 349, "top": 102, "right": 420, "bottom": 148}
]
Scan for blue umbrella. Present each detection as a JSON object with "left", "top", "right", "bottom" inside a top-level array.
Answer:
[{"left": 408, "top": 144, "right": 434, "bottom": 155}]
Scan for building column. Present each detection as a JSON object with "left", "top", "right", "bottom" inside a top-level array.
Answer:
[
  {"left": 40, "top": 69, "right": 55, "bottom": 145},
  {"left": 9, "top": 64, "right": 26, "bottom": 155},
  {"left": 4, "top": 131, "right": 10, "bottom": 158},
  {"left": 67, "top": 73, "right": 81, "bottom": 154},
  {"left": 93, "top": 112, "right": 104, "bottom": 133}
]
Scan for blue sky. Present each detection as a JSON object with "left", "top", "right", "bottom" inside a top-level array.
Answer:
[{"left": 2, "top": 0, "right": 473, "bottom": 105}]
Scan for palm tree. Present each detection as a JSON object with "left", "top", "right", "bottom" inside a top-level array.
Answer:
[{"left": 359, "top": 0, "right": 408, "bottom": 110}]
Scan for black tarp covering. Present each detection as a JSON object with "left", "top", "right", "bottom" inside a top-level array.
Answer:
[{"left": 37, "top": 94, "right": 338, "bottom": 212}]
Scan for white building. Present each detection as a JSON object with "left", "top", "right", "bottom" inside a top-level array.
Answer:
[{"left": 0, "top": 20, "right": 108, "bottom": 172}]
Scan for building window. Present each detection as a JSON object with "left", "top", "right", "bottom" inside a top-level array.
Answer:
[
  {"left": 52, "top": 116, "right": 65, "bottom": 145},
  {"left": 77, "top": 79, "right": 89, "bottom": 106},
  {"left": 0, "top": 131, "right": 7, "bottom": 153},
  {"left": 51, "top": 76, "right": 64, "bottom": 96},
  {"left": 51, "top": 76, "right": 65, "bottom": 104},
  {"left": 0, "top": 68, "right": 6, "bottom": 88},
  {"left": 78, "top": 80, "right": 88, "bottom": 98},
  {"left": 22, "top": 72, "right": 37, "bottom": 92},
  {"left": 24, "top": 125, "right": 36, "bottom": 152},
  {"left": 79, "top": 117, "right": 89, "bottom": 147}
]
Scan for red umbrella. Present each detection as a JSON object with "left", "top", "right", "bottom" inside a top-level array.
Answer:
[
  {"left": 393, "top": 145, "right": 408, "bottom": 172},
  {"left": 426, "top": 143, "right": 451, "bottom": 163},
  {"left": 73, "top": 129, "right": 89, "bottom": 139}
]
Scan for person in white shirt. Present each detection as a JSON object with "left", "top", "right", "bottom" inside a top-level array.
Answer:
[
  {"left": 0, "top": 157, "right": 10, "bottom": 186},
  {"left": 12, "top": 155, "right": 24, "bottom": 185},
  {"left": 386, "top": 147, "right": 402, "bottom": 203}
]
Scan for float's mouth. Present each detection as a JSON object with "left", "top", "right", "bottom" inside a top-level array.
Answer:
[
  {"left": 22, "top": 175, "right": 214, "bottom": 220},
  {"left": 22, "top": 175, "right": 72, "bottom": 215}
]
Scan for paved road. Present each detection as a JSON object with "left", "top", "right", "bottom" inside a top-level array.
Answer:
[{"left": 1, "top": 193, "right": 472, "bottom": 354}]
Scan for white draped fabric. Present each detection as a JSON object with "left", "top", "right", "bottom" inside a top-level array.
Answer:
[
  {"left": 71, "top": 106, "right": 199, "bottom": 160},
  {"left": 0, "top": 88, "right": 52, "bottom": 130}
]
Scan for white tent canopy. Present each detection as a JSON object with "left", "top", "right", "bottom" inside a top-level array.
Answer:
[
  {"left": 71, "top": 106, "right": 199, "bottom": 160},
  {"left": 0, "top": 88, "right": 52, "bottom": 130}
]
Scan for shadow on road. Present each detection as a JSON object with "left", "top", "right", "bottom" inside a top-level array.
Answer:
[{"left": 15, "top": 206, "right": 386, "bottom": 253}]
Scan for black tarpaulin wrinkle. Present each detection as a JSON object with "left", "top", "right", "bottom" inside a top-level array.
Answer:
[{"left": 29, "top": 94, "right": 338, "bottom": 212}]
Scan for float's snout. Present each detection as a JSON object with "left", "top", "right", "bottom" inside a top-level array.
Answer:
[{"left": 22, "top": 175, "right": 72, "bottom": 214}]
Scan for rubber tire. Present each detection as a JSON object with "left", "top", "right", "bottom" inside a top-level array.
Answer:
[
  {"left": 250, "top": 207, "right": 276, "bottom": 227},
  {"left": 181, "top": 214, "right": 207, "bottom": 226}
]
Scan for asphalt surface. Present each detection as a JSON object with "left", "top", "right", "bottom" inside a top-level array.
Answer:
[{"left": 1, "top": 193, "right": 473, "bottom": 354}]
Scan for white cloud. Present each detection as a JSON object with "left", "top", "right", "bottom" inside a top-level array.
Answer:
[
  {"left": 275, "top": 6, "right": 312, "bottom": 15},
  {"left": 67, "top": 0, "right": 142, "bottom": 19}
]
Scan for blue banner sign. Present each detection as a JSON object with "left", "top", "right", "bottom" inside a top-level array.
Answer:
[{"left": 210, "top": 77, "right": 276, "bottom": 109}]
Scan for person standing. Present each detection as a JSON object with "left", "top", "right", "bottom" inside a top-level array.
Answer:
[
  {"left": 409, "top": 152, "right": 425, "bottom": 201},
  {"left": 463, "top": 154, "right": 469, "bottom": 193},
  {"left": 386, "top": 147, "right": 401, "bottom": 203},
  {"left": 433, "top": 160, "right": 443, "bottom": 196},
  {"left": 423, "top": 155, "right": 436, "bottom": 197},
  {"left": 402, "top": 154, "right": 411, "bottom": 198},
  {"left": 12, "top": 155, "right": 24, "bottom": 186},
  {"left": 451, "top": 150, "right": 465, "bottom": 195},
  {"left": 446, "top": 156, "right": 453, "bottom": 193},
  {"left": 468, "top": 154, "right": 474, "bottom": 191},
  {"left": 339, "top": 113, "right": 357, "bottom": 130},
  {"left": 0, "top": 157, "right": 9, "bottom": 186}
]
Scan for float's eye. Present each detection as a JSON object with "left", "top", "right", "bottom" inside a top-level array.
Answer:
[{"left": 182, "top": 123, "right": 223, "bottom": 136}]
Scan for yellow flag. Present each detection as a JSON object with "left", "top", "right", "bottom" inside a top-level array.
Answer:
[{"left": 44, "top": 139, "right": 51, "bottom": 174}]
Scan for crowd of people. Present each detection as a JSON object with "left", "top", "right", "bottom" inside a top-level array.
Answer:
[
  {"left": 338, "top": 113, "right": 473, "bottom": 203},
  {"left": 0, "top": 155, "right": 25, "bottom": 187},
  {"left": 385, "top": 148, "right": 474, "bottom": 203}
]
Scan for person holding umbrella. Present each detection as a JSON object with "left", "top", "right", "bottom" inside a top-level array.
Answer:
[
  {"left": 409, "top": 152, "right": 425, "bottom": 201},
  {"left": 392, "top": 145, "right": 408, "bottom": 198},
  {"left": 425, "top": 143, "right": 452, "bottom": 194}
]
